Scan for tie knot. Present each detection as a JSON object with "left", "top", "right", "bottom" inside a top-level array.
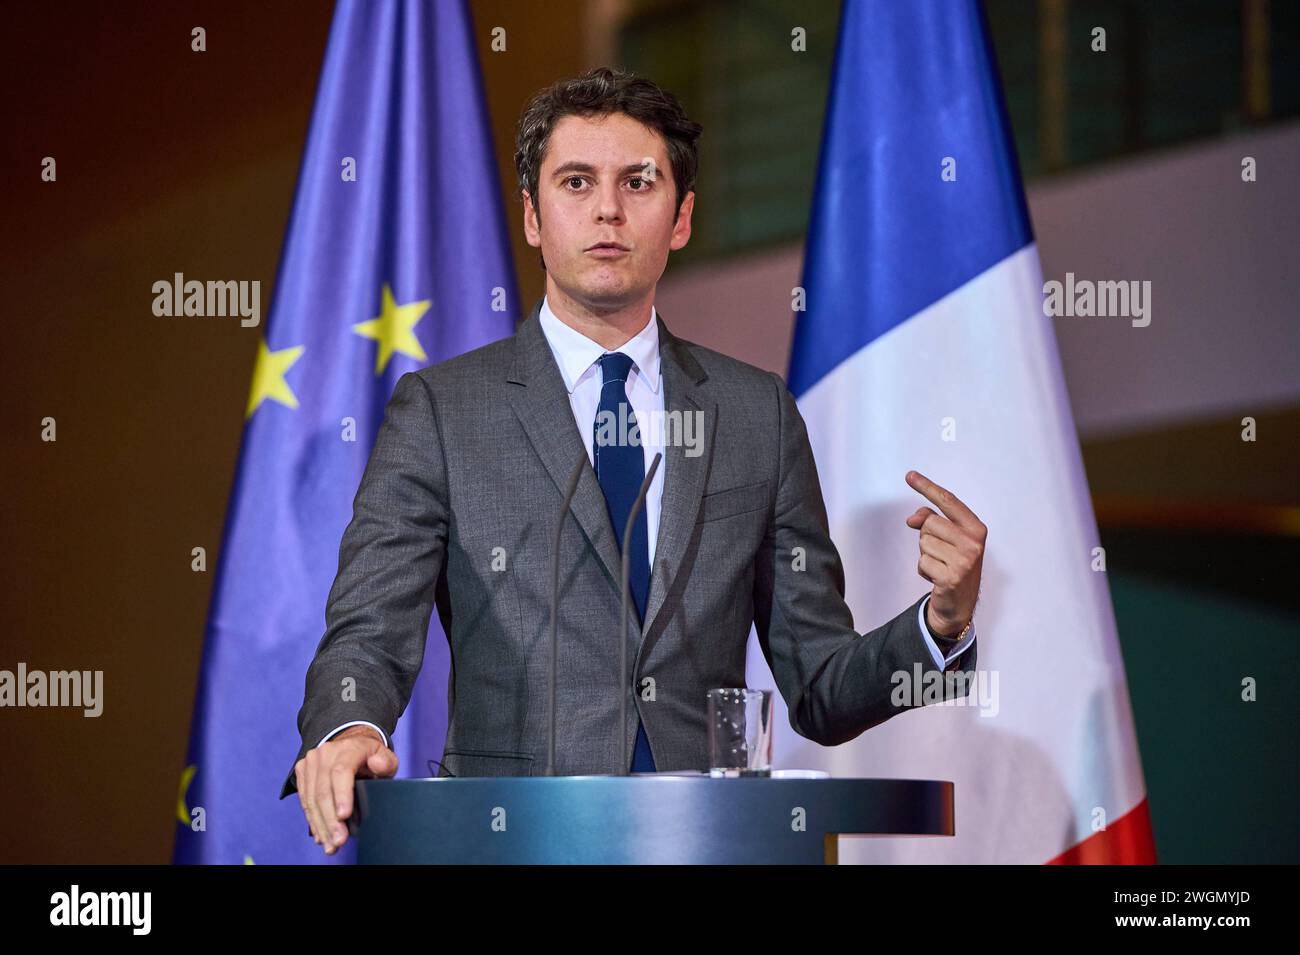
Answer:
[{"left": 598, "top": 352, "right": 635, "bottom": 385}]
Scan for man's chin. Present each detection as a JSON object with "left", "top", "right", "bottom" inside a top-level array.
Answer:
[{"left": 565, "top": 278, "right": 640, "bottom": 311}]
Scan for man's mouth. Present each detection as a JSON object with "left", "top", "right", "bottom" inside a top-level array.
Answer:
[{"left": 586, "top": 242, "right": 630, "bottom": 253}]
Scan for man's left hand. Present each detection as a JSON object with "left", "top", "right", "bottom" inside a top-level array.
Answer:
[{"left": 904, "top": 470, "right": 987, "bottom": 638}]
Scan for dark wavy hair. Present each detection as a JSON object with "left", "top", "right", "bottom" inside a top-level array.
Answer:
[{"left": 513, "top": 66, "right": 703, "bottom": 263}]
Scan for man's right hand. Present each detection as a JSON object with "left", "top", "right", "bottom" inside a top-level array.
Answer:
[{"left": 295, "top": 725, "right": 398, "bottom": 855}]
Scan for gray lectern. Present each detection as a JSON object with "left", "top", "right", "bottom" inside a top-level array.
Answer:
[{"left": 351, "top": 775, "right": 954, "bottom": 864}]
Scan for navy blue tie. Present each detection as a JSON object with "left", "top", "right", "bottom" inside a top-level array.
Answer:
[{"left": 594, "top": 352, "right": 657, "bottom": 772}]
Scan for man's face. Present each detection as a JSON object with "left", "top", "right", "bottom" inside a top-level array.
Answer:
[{"left": 523, "top": 112, "right": 693, "bottom": 312}]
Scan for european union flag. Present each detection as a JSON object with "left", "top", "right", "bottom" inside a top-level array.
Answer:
[{"left": 173, "top": 0, "right": 517, "bottom": 864}]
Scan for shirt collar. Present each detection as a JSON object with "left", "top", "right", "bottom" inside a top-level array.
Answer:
[{"left": 537, "top": 294, "right": 662, "bottom": 395}]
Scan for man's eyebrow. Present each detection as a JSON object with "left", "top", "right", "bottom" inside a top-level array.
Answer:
[{"left": 550, "top": 160, "right": 658, "bottom": 179}]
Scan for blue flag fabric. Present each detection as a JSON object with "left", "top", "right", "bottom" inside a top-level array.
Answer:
[
  {"left": 174, "top": 0, "right": 517, "bottom": 864},
  {"left": 787, "top": 0, "right": 1033, "bottom": 398}
]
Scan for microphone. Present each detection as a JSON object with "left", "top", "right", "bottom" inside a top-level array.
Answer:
[
  {"left": 620, "top": 451, "right": 663, "bottom": 775},
  {"left": 547, "top": 453, "right": 588, "bottom": 777}
]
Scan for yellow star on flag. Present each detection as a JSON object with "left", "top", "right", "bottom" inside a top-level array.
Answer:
[
  {"left": 353, "top": 283, "right": 430, "bottom": 374},
  {"left": 246, "top": 339, "right": 306, "bottom": 419},
  {"left": 176, "top": 764, "right": 196, "bottom": 825}
]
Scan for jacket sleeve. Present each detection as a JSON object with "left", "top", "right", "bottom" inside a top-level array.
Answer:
[
  {"left": 279, "top": 371, "right": 449, "bottom": 799},
  {"left": 751, "top": 373, "right": 977, "bottom": 747}
]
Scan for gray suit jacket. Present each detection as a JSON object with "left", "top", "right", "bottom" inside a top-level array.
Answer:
[{"left": 281, "top": 298, "right": 975, "bottom": 797}]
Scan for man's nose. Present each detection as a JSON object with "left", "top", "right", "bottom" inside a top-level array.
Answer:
[{"left": 594, "top": 182, "right": 624, "bottom": 222}]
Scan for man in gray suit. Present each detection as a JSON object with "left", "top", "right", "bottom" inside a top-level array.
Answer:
[{"left": 288, "top": 68, "right": 987, "bottom": 855}]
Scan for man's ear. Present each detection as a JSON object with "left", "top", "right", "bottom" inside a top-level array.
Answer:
[
  {"left": 522, "top": 190, "right": 541, "bottom": 248},
  {"left": 669, "top": 190, "right": 694, "bottom": 252}
]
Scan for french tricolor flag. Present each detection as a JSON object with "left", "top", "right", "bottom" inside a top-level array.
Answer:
[{"left": 748, "top": 0, "right": 1157, "bottom": 863}]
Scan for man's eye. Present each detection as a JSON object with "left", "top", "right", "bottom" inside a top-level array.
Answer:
[
  {"left": 628, "top": 177, "right": 649, "bottom": 190},
  {"left": 566, "top": 177, "right": 585, "bottom": 189}
]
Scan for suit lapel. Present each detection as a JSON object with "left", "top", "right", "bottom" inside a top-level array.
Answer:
[
  {"left": 505, "top": 300, "right": 625, "bottom": 590},
  {"left": 641, "top": 313, "right": 715, "bottom": 641},
  {"left": 504, "top": 299, "right": 716, "bottom": 640}
]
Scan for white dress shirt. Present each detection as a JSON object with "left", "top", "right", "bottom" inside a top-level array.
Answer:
[
  {"left": 318, "top": 295, "right": 972, "bottom": 752},
  {"left": 536, "top": 295, "right": 665, "bottom": 566}
]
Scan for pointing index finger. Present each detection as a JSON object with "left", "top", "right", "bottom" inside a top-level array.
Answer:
[{"left": 906, "top": 470, "right": 978, "bottom": 529}]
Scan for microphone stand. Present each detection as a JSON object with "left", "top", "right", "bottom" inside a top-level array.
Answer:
[
  {"left": 620, "top": 452, "right": 662, "bottom": 775},
  {"left": 547, "top": 454, "right": 588, "bottom": 777}
]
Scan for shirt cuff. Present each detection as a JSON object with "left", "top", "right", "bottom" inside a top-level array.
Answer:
[
  {"left": 918, "top": 594, "right": 976, "bottom": 670},
  {"left": 317, "top": 720, "right": 389, "bottom": 750}
]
